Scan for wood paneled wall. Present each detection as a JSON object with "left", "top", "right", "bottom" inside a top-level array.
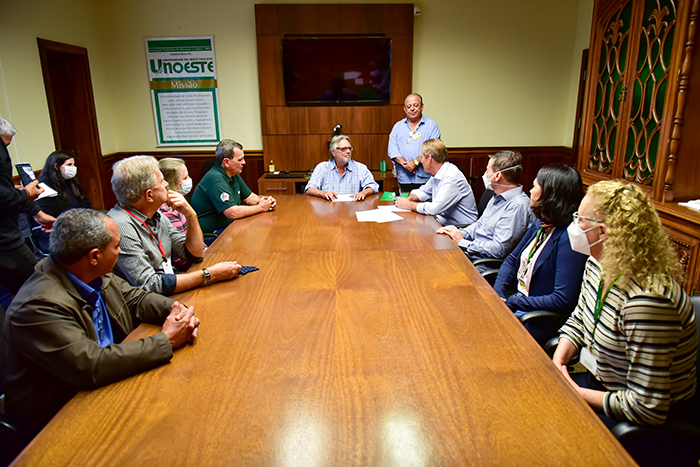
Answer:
[
  {"left": 96, "top": 146, "right": 573, "bottom": 209},
  {"left": 99, "top": 150, "right": 264, "bottom": 209},
  {"left": 255, "top": 3, "right": 414, "bottom": 172}
]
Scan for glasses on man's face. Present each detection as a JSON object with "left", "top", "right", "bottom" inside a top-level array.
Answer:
[
  {"left": 405, "top": 104, "right": 421, "bottom": 110},
  {"left": 573, "top": 211, "right": 601, "bottom": 225},
  {"left": 336, "top": 146, "right": 353, "bottom": 153}
]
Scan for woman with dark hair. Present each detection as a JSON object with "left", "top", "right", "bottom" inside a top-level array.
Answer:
[
  {"left": 35, "top": 151, "right": 92, "bottom": 250},
  {"left": 493, "top": 164, "right": 587, "bottom": 343}
]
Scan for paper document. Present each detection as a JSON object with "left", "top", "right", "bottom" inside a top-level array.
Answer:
[
  {"left": 355, "top": 209, "right": 403, "bottom": 223},
  {"left": 377, "top": 205, "right": 410, "bottom": 213},
  {"left": 37, "top": 183, "right": 58, "bottom": 199},
  {"left": 680, "top": 200, "right": 700, "bottom": 211},
  {"left": 332, "top": 194, "right": 357, "bottom": 202}
]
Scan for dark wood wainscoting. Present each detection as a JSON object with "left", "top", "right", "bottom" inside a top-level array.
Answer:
[
  {"left": 97, "top": 146, "right": 573, "bottom": 208},
  {"left": 448, "top": 146, "right": 575, "bottom": 202},
  {"left": 100, "top": 150, "right": 264, "bottom": 208}
]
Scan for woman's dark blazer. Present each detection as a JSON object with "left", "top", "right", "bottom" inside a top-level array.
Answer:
[{"left": 493, "top": 219, "right": 588, "bottom": 315}]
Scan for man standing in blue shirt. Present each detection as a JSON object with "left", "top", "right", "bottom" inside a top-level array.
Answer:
[
  {"left": 437, "top": 150, "right": 533, "bottom": 269},
  {"left": 387, "top": 93, "right": 441, "bottom": 192}
]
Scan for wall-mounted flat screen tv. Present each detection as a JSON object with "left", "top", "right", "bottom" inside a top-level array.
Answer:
[{"left": 282, "top": 36, "right": 391, "bottom": 106}]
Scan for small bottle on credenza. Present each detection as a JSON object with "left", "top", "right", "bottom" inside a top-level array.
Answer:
[{"left": 269, "top": 160, "right": 275, "bottom": 172}]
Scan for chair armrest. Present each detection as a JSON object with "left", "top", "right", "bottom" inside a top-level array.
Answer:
[
  {"left": 481, "top": 268, "right": 500, "bottom": 287},
  {"left": 518, "top": 310, "right": 567, "bottom": 326},
  {"left": 471, "top": 257, "right": 503, "bottom": 268},
  {"left": 544, "top": 337, "right": 579, "bottom": 364}
]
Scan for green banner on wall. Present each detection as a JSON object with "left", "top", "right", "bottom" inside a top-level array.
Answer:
[{"left": 145, "top": 36, "right": 222, "bottom": 146}]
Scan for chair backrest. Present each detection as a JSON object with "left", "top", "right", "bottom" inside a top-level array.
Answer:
[{"left": 478, "top": 189, "right": 495, "bottom": 218}]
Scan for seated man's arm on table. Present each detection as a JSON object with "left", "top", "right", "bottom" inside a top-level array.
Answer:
[
  {"left": 458, "top": 202, "right": 531, "bottom": 259},
  {"left": 6, "top": 293, "right": 177, "bottom": 390},
  {"left": 221, "top": 193, "right": 276, "bottom": 219},
  {"left": 416, "top": 175, "right": 472, "bottom": 218},
  {"left": 305, "top": 161, "right": 337, "bottom": 200},
  {"left": 353, "top": 166, "right": 379, "bottom": 200},
  {"left": 395, "top": 182, "right": 432, "bottom": 210}
]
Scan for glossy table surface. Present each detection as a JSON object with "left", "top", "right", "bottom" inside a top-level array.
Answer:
[{"left": 13, "top": 195, "right": 635, "bottom": 466}]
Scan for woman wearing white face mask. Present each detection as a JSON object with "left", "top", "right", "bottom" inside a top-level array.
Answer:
[
  {"left": 158, "top": 158, "right": 202, "bottom": 270},
  {"left": 35, "top": 151, "right": 92, "bottom": 250},
  {"left": 553, "top": 180, "right": 697, "bottom": 430}
]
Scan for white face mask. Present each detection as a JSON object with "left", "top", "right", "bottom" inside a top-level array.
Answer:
[
  {"left": 483, "top": 164, "right": 521, "bottom": 191},
  {"left": 62, "top": 165, "right": 77, "bottom": 179},
  {"left": 179, "top": 177, "right": 193, "bottom": 195},
  {"left": 567, "top": 221, "right": 602, "bottom": 256},
  {"left": 482, "top": 172, "right": 495, "bottom": 191}
]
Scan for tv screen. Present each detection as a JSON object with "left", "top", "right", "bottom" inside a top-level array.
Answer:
[{"left": 282, "top": 36, "right": 391, "bottom": 106}]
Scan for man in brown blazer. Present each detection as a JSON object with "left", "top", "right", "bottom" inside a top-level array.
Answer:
[{"left": 3, "top": 209, "right": 199, "bottom": 435}]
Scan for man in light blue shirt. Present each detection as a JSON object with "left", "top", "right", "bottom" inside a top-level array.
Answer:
[
  {"left": 395, "top": 139, "right": 477, "bottom": 226},
  {"left": 438, "top": 150, "right": 533, "bottom": 267},
  {"left": 305, "top": 135, "right": 379, "bottom": 201},
  {"left": 387, "top": 93, "right": 441, "bottom": 192}
]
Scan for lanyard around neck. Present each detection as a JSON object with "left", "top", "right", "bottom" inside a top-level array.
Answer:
[
  {"left": 592, "top": 272, "right": 621, "bottom": 339},
  {"left": 121, "top": 206, "right": 166, "bottom": 259}
]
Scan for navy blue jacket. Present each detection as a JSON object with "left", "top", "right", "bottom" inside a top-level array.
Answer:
[{"left": 493, "top": 219, "right": 587, "bottom": 314}]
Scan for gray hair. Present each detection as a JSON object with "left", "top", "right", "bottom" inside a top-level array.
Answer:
[
  {"left": 111, "top": 155, "right": 159, "bottom": 207},
  {"left": 0, "top": 117, "right": 17, "bottom": 137},
  {"left": 50, "top": 209, "right": 112, "bottom": 265},
  {"left": 215, "top": 139, "right": 243, "bottom": 166},
  {"left": 329, "top": 134, "right": 351, "bottom": 154}
]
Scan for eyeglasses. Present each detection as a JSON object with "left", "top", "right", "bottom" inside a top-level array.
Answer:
[
  {"left": 405, "top": 104, "right": 422, "bottom": 110},
  {"left": 573, "top": 211, "right": 602, "bottom": 225},
  {"left": 336, "top": 146, "right": 353, "bottom": 152}
]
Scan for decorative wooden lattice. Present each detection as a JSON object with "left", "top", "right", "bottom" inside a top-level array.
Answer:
[
  {"left": 589, "top": 0, "right": 634, "bottom": 174},
  {"left": 624, "top": 0, "right": 677, "bottom": 185}
]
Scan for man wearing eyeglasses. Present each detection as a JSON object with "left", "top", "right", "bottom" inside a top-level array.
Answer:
[
  {"left": 387, "top": 93, "right": 441, "bottom": 192},
  {"left": 305, "top": 135, "right": 379, "bottom": 201}
]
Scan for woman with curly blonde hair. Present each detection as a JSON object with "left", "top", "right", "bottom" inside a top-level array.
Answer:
[{"left": 553, "top": 180, "right": 697, "bottom": 430}]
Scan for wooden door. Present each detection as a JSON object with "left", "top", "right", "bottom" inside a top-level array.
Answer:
[{"left": 37, "top": 39, "right": 104, "bottom": 210}]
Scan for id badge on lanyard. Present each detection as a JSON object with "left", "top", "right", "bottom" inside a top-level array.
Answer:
[{"left": 162, "top": 257, "right": 174, "bottom": 275}]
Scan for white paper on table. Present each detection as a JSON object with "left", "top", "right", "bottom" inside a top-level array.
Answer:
[
  {"left": 37, "top": 183, "right": 58, "bottom": 199},
  {"left": 377, "top": 204, "right": 411, "bottom": 212},
  {"left": 679, "top": 200, "right": 700, "bottom": 211},
  {"left": 332, "top": 194, "right": 357, "bottom": 202},
  {"left": 355, "top": 209, "right": 403, "bottom": 223}
]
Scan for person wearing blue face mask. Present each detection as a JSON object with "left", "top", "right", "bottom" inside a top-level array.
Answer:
[{"left": 437, "top": 150, "right": 533, "bottom": 270}]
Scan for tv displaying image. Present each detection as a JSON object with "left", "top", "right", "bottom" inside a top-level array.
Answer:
[{"left": 282, "top": 36, "right": 391, "bottom": 106}]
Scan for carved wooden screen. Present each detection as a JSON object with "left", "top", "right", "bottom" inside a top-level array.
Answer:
[
  {"left": 623, "top": 0, "right": 678, "bottom": 185},
  {"left": 588, "top": 0, "right": 634, "bottom": 175},
  {"left": 584, "top": 0, "right": 681, "bottom": 188}
]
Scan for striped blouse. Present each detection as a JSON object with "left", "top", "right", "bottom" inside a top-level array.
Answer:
[{"left": 560, "top": 257, "right": 698, "bottom": 425}]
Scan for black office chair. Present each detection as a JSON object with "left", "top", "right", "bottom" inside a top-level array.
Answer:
[
  {"left": 18, "top": 213, "right": 48, "bottom": 260},
  {"left": 546, "top": 296, "right": 700, "bottom": 467},
  {"left": 0, "top": 304, "right": 32, "bottom": 467}
]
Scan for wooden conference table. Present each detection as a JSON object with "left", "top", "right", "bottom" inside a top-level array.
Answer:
[{"left": 13, "top": 195, "right": 635, "bottom": 466}]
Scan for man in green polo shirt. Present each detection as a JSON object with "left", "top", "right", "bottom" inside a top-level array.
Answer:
[{"left": 192, "top": 140, "right": 276, "bottom": 233}]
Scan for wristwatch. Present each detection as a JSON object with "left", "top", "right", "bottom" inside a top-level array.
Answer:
[
  {"left": 202, "top": 268, "right": 212, "bottom": 286},
  {"left": 414, "top": 158, "right": 420, "bottom": 166}
]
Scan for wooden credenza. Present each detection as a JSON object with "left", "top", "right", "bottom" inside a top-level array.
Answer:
[{"left": 259, "top": 170, "right": 399, "bottom": 196}]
